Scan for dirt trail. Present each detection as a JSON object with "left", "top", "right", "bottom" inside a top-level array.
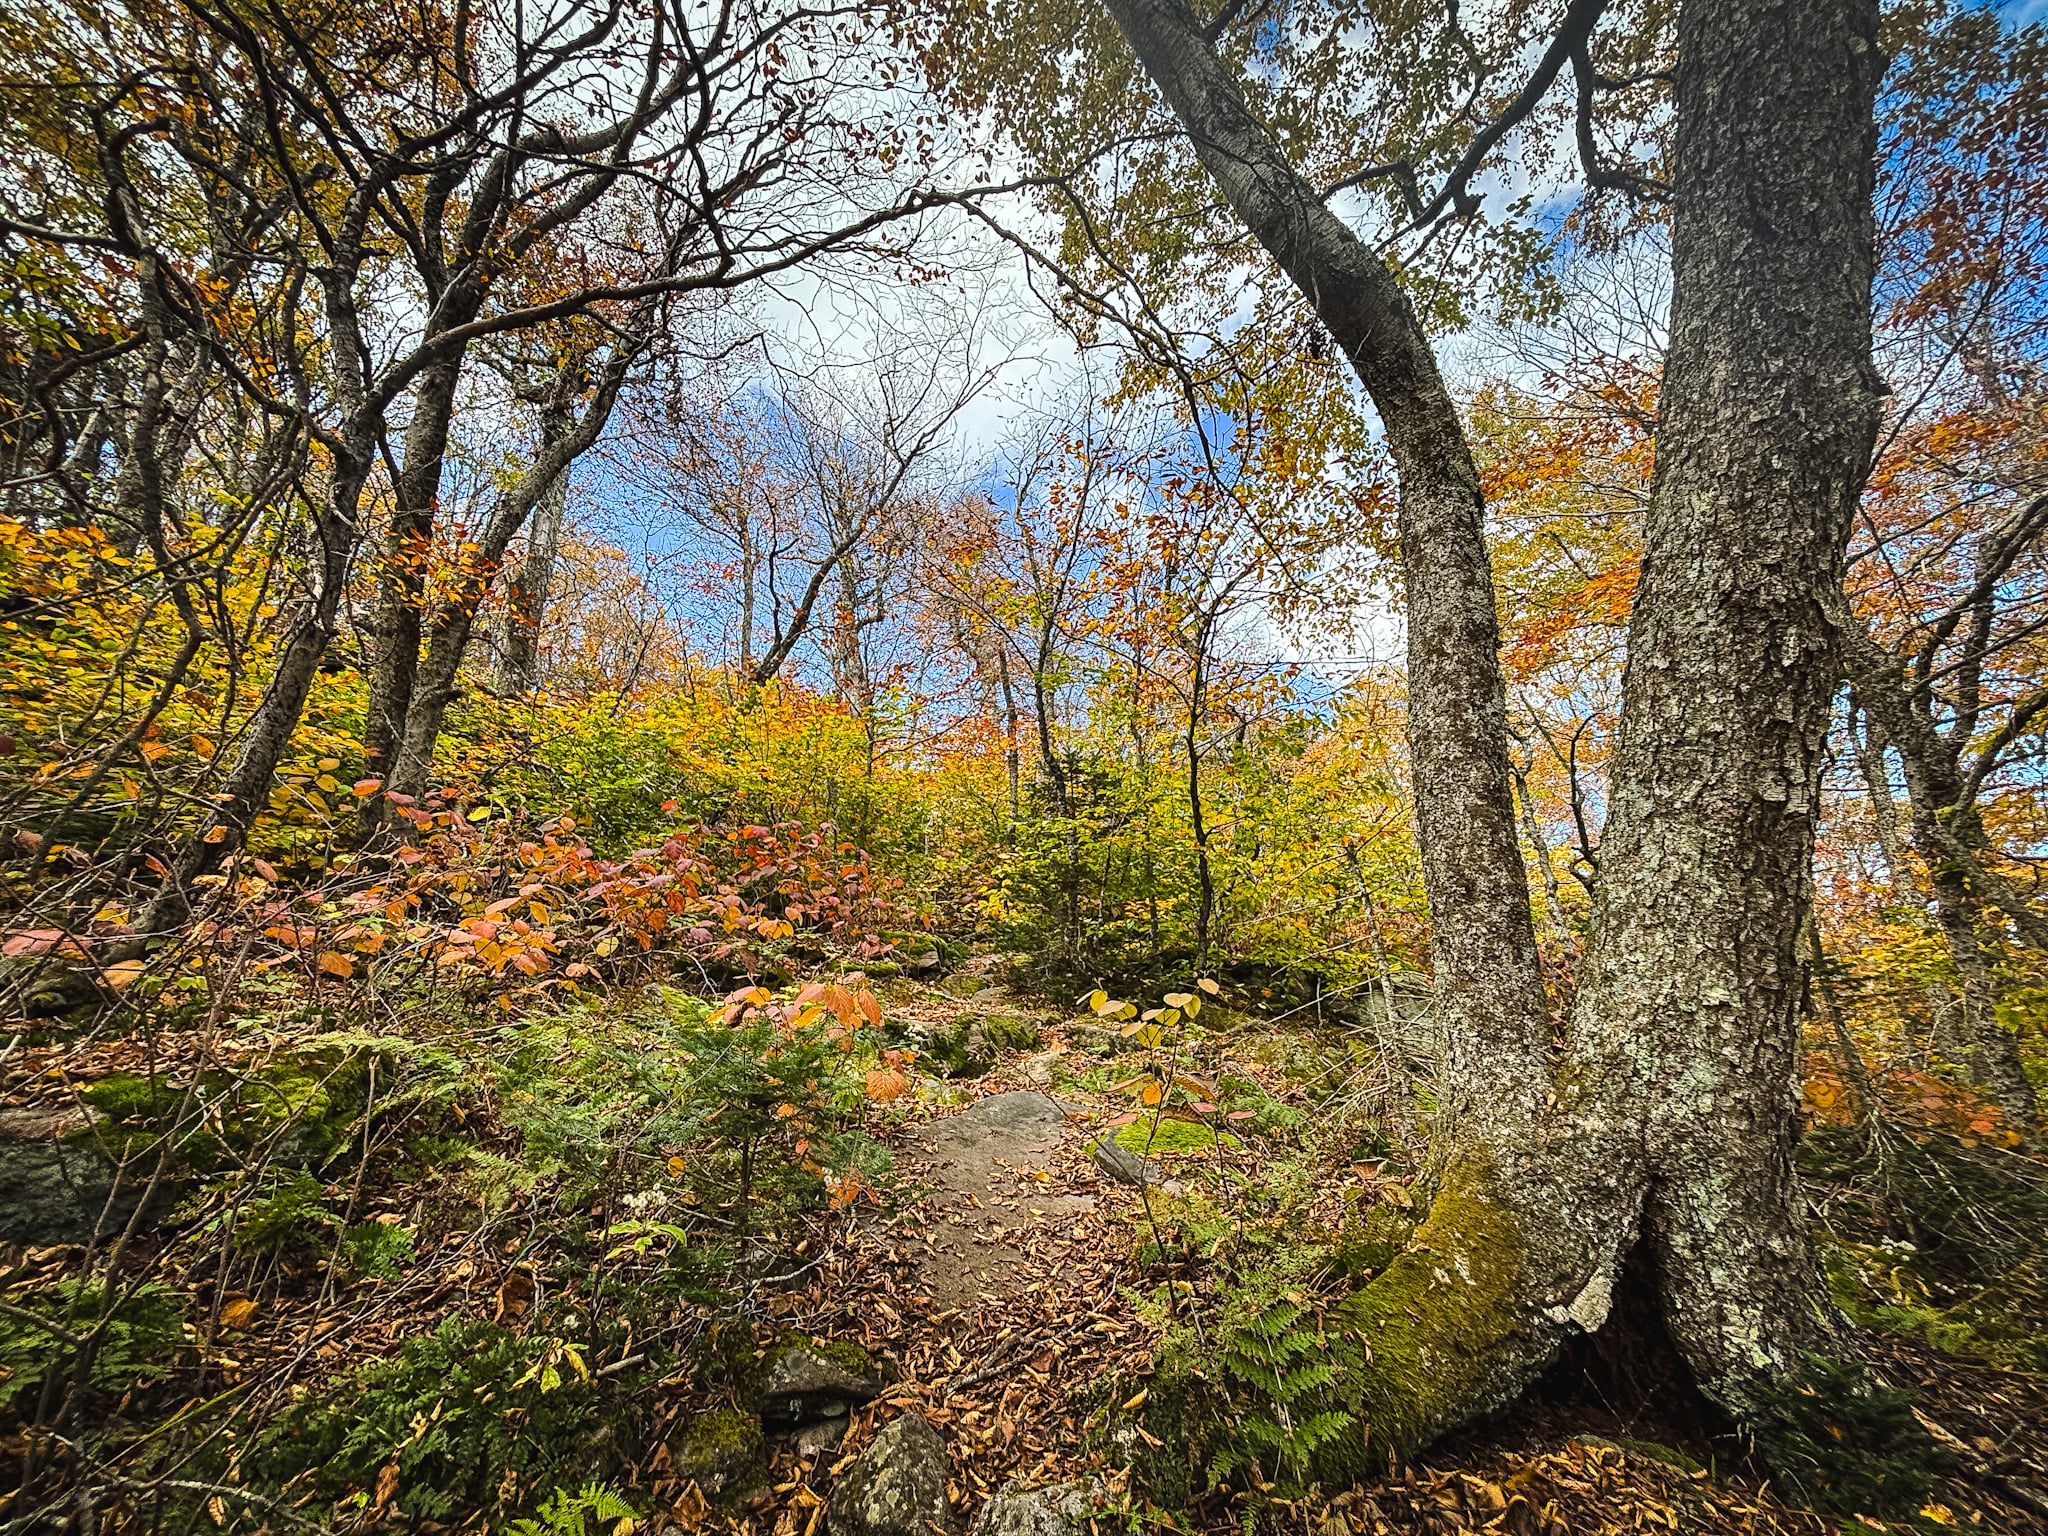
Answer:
[{"left": 907, "top": 1092, "right": 1096, "bottom": 1314}]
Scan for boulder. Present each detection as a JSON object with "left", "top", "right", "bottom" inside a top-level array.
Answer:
[
  {"left": 889, "top": 1016, "right": 994, "bottom": 1079},
  {"left": 1017, "top": 1050, "right": 1065, "bottom": 1088},
  {"left": 670, "top": 1408, "right": 765, "bottom": 1499},
  {"left": 0, "top": 1106, "right": 152, "bottom": 1245},
  {"left": 970, "top": 1477, "right": 1107, "bottom": 1536},
  {"left": 976, "top": 1012, "right": 1044, "bottom": 1052},
  {"left": 757, "top": 1340, "right": 882, "bottom": 1427},
  {"left": 829, "top": 1414, "right": 953, "bottom": 1536}
]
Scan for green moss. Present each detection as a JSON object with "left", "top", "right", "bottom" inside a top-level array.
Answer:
[
  {"left": 1332, "top": 1205, "right": 1418, "bottom": 1280},
  {"left": 1315, "top": 1152, "right": 1530, "bottom": 1478},
  {"left": 671, "top": 1409, "right": 765, "bottom": 1500},
  {"left": 977, "top": 1011, "right": 1043, "bottom": 1051},
  {"left": 1822, "top": 1240, "right": 2048, "bottom": 1373},
  {"left": 1114, "top": 1119, "right": 1240, "bottom": 1157},
  {"left": 78, "top": 1049, "right": 369, "bottom": 1175}
]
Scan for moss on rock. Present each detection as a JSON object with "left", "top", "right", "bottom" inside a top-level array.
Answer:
[{"left": 671, "top": 1408, "right": 765, "bottom": 1500}]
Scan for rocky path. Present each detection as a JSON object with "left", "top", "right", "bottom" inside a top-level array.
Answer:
[{"left": 906, "top": 1092, "right": 1096, "bottom": 1315}]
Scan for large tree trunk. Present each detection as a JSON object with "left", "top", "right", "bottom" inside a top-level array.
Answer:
[
  {"left": 1104, "top": 0, "right": 1881, "bottom": 1470},
  {"left": 1564, "top": 0, "right": 1883, "bottom": 1419}
]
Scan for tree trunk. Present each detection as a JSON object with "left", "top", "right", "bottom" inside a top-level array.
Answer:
[
  {"left": 364, "top": 351, "right": 465, "bottom": 790},
  {"left": 1561, "top": 0, "right": 1882, "bottom": 1420},
  {"left": 498, "top": 403, "right": 573, "bottom": 697},
  {"left": 1104, "top": 0, "right": 1882, "bottom": 1468},
  {"left": 139, "top": 456, "right": 370, "bottom": 937},
  {"left": 1841, "top": 635, "right": 2044, "bottom": 1125}
]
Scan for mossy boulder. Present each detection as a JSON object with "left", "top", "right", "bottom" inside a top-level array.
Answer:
[
  {"left": 977, "top": 1012, "right": 1044, "bottom": 1052},
  {"left": 0, "top": 1105, "right": 158, "bottom": 1245},
  {"left": 81, "top": 1046, "right": 370, "bottom": 1176},
  {"left": 671, "top": 1408, "right": 765, "bottom": 1499},
  {"left": 756, "top": 1336, "right": 881, "bottom": 1426},
  {"left": 887, "top": 1015, "right": 994, "bottom": 1078}
]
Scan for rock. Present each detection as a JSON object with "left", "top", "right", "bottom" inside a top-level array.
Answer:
[
  {"left": 976, "top": 1012, "right": 1044, "bottom": 1052},
  {"left": 829, "top": 1414, "right": 953, "bottom": 1536},
  {"left": 0, "top": 1106, "right": 151, "bottom": 1245},
  {"left": 794, "top": 1417, "right": 848, "bottom": 1459},
  {"left": 758, "top": 1341, "right": 882, "bottom": 1426},
  {"left": 671, "top": 1408, "right": 766, "bottom": 1498},
  {"left": 964, "top": 1092, "right": 1067, "bottom": 1132},
  {"left": 890, "top": 1015, "right": 995, "bottom": 1078},
  {"left": 1068, "top": 1024, "right": 1132, "bottom": 1055},
  {"left": 970, "top": 1477, "right": 1107, "bottom": 1536},
  {"left": 1017, "top": 1050, "right": 1065, "bottom": 1088},
  {"left": 1088, "top": 1136, "right": 1161, "bottom": 1187}
]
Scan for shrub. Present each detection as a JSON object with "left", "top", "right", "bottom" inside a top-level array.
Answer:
[{"left": 249, "top": 1316, "right": 620, "bottom": 1521}]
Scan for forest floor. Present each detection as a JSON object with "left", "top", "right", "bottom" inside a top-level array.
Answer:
[
  {"left": 6, "top": 961, "right": 2047, "bottom": 1535},
  {"left": 692, "top": 1027, "right": 2048, "bottom": 1536}
]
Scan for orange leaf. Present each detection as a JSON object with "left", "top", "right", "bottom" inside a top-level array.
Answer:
[{"left": 315, "top": 951, "right": 354, "bottom": 978}]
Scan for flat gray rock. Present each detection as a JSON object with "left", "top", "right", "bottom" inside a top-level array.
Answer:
[
  {"left": 970, "top": 1478, "right": 1107, "bottom": 1536},
  {"left": 959, "top": 1091, "right": 1065, "bottom": 1131},
  {"left": 828, "top": 1413, "right": 953, "bottom": 1536}
]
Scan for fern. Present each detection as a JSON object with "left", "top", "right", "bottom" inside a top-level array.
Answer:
[
  {"left": 1201, "top": 1290, "right": 1360, "bottom": 1491},
  {"left": 507, "top": 1482, "right": 639, "bottom": 1535}
]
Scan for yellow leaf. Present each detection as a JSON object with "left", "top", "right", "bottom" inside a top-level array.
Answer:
[
  {"left": 1120, "top": 1388, "right": 1148, "bottom": 1410},
  {"left": 1197, "top": 978, "right": 1220, "bottom": 995},
  {"left": 219, "top": 1298, "right": 259, "bottom": 1330},
  {"left": 668, "top": 1155, "right": 688, "bottom": 1176}
]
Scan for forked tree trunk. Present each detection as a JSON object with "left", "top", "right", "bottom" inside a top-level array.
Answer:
[{"left": 1104, "top": 0, "right": 1881, "bottom": 1467}]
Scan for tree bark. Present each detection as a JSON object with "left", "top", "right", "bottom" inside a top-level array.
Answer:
[
  {"left": 364, "top": 350, "right": 466, "bottom": 788},
  {"left": 1103, "top": 0, "right": 1883, "bottom": 1467},
  {"left": 1563, "top": 0, "right": 1883, "bottom": 1418},
  {"left": 497, "top": 401, "right": 573, "bottom": 697},
  {"left": 382, "top": 345, "right": 640, "bottom": 806}
]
